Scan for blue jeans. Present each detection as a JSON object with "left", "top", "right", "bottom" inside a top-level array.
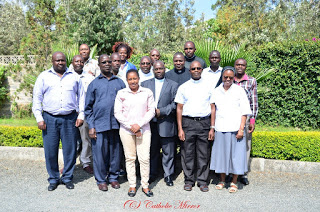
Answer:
[{"left": 42, "top": 111, "right": 78, "bottom": 184}]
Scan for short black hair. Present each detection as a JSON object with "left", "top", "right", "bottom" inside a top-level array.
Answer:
[{"left": 126, "top": 69, "right": 139, "bottom": 79}]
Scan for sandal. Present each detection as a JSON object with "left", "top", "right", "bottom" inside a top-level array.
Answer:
[
  {"left": 215, "top": 182, "right": 225, "bottom": 190},
  {"left": 229, "top": 182, "right": 238, "bottom": 193}
]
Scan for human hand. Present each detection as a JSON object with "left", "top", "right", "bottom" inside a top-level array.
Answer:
[
  {"left": 248, "top": 123, "right": 255, "bottom": 133},
  {"left": 130, "top": 124, "right": 141, "bottom": 133},
  {"left": 236, "top": 130, "right": 244, "bottom": 140},
  {"left": 178, "top": 129, "right": 185, "bottom": 141},
  {"left": 89, "top": 128, "right": 97, "bottom": 139},
  {"left": 155, "top": 109, "right": 161, "bottom": 118},
  {"left": 75, "top": 119, "right": 84, "bottom": 127},
  {"left": 208, "top": 129, "right": 215, "bottom": 141},
  {"left": 37, "top": 121, "right": 46, "bottom": 130}
]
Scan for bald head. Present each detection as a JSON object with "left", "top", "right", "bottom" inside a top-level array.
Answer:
[
  {"left": 190, "top": 61, "right": 202, "bottom": 80},
  {"left": 184, "top": 41, "right": 196, "bottom": 58},
  {"left": 52, "top": 52, "right": 66, "bottom": 73},
  {"left": 72, "top": 55, "right": 84, "bottom": 74},
  {"left": 173, "top": 52, "right": 185, "bottom": 70},
  {"left": 149, "top": 49, "right": 160, "bottom": 64},
  {"left": 79, "top": 44, "right": 90, "bottom": 61},
  {"left": 111, "top": 52, "right": 121, "bottom": 74},
  {"left": 153, "top": 60, "right": 165, "bottom": 80},
  {"left": 209, "top": 50, "right": 221, "bottom": 68}
]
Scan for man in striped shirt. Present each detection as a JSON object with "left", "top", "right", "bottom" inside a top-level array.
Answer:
[{"left": 234, "top": 58, "right": 258, "bottom": 185}]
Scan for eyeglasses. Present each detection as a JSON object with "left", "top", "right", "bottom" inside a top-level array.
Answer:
[
  {"left": 223, "top": 76, "right": 234, "bottom": 80},
  {"left": 140, "top": 62, "right": 151, "bottom": 65},
  {"left": 154, "top": 67, "right": 165, "bottom": 71},
  {"left": 191, "top": 67, "right": 202, "bottom": 70},
  {"left": 184, "top": 48, "right": 194, "bottom": 50},
  {"left": 101, "top": 61, "right": 112, "bottom": 64}
]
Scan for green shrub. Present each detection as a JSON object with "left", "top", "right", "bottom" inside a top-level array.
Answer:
[
  {"left": 253, "top": 131, "right": 320, "bottom": 162},
  {"left": 0, "top": 126, "right": 43, "bottom": 147},
  {"left": 252, "top": 41, "right": 320, "bottom": 129},
  {"left": 0, "top": 126, "right": 319, "bottom": 162},
  {"left": 0, "top": 65, "right": 10, "bottom": 108}
]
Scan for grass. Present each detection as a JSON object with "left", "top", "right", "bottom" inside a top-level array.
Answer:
[{"left": 0, "top": 117, "right": 37, "bottom": 127}]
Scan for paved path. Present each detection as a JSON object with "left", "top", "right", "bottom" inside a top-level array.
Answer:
[{"left": 0, "top": 159, "right": 319, "bottom": 212}]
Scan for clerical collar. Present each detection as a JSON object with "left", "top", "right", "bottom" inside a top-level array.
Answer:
[
  {"left": 191, "top": 77, "right": 202, "bottom": 84},
  {"left": 155, "top": 78, "right": 165, "bottom": 83},
  {"left": 174, "top": 67, "right": 185, "bottom": 74}
]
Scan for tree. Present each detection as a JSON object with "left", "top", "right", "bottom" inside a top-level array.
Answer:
[
  {"left": 0, "top": 1, "right": 29, "bottom": 55},
  {"left": 119, "top": 0, "right": 195, "bottom": 54},
  {"left": 66, "top": 0, "right": 123, "bottom": 54}
]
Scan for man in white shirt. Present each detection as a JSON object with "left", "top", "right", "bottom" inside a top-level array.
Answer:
[
  {"left": 202, "top": 50, "right": 223, "bottom": 88},
  {"left": 72, "top": 55, "right": 95, "bottom": 174},
  {"left": 175, "top": 61, "right": 215, "bottom": 192},
  {"left": 138, "top": 56, "right": 154, "bottom": 83}
]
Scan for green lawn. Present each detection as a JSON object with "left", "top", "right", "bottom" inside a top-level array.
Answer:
[
  {"left": 0, "top": 117, "right": 37, "bottom": 126},
  {"left": 0, "top": 118, "right": 317, "bottom": 132}
]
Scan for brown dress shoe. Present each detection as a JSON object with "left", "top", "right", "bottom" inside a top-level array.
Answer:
[
  {"left": 98, "top": 183, "right": 108, "bottom": 191},
  {"left": 128, "top": 187, "right": 136, "bottom": 197},
  {"left": 110, "top": 181, "right": 120, "bottom": 189},
  {"left": 83, "top": 166, "right": 94, "bottom": 174},
  {"left": 184, "top": 184, "right": 192, "bottom": 191},
  {"left": 199, "top": 184, "right": 209, "bottom": 192}
]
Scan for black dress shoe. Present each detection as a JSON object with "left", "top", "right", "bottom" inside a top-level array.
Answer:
[
  {"left": 48, "top": 183, "right": 59, "bottom": 191},
  {"left": 63, "top": 182, "right": 74, "bottom": 189},
  {"left": 128, "top": 187, "right": 136, "bottom": 197},
  {"left": 142, "top": 188, "right": 154, "bottom": 197},
  {"left": 164, "top": 176, "right": 174, "bottom": 186},
  {"left": 240, "top": 177, "right": 249, "bottom": 185}
]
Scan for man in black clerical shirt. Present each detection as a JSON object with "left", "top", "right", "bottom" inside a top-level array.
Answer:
[
  {"left": 165, "top": 52, "right": 191, "bottom": 86},
  {"left": 184, "top": 41, "right": 207, "bottom": 70}
]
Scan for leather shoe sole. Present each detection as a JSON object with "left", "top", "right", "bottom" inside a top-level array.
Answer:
[
  {"left": 142, "top": 188, "right": 154, "bottom": 197},
  {"left": 110, "top": 181, "right": 120, "bottom": 189},
  {"left": 128, "top": 187, "right": 136, "bottom": 197},
  {"left": 48, "top": 183, "right": 59, "bottom": 191},
  {"left": 98, "top": 183, "right": 108, "bottom": 191},
  {"left": 184, "top": 184, "right": 192, "bottom": 191},
  {"left": 240, "top": 178, "right": 249, "bottom": 185}
]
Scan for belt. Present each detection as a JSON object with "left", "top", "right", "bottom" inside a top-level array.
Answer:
[
  {"left": 183, "top": 115, "right": 211, "bottom": 121},
  {"left": 43, "top": 110, "right": 76, "bottom": 116}
]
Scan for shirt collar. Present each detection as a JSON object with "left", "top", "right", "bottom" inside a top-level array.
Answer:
[
  {"left": 125, "top": 85, "right": 143, "bottom": 94},
  {"left": 98, "top": 73, "right": 116, "bottom": 80},
  {"left": 209, "top": 66, "right": 223, "bottom": 73},
  {"left": 234, "top": 73, "right": 249, "bottom": 83},
  {"left": 49, "top": 67, "right": 71, "bottom": 75},
  {"left": 84, "top": 58, "right": 92, "bottom": 65},
  {"left": 174, "top": 67, "right": 186, "bottom": 74}
]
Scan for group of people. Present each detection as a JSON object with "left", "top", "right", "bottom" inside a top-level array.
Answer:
[{"left": 32, "top": 41, "right": 258, "bottom": 197}]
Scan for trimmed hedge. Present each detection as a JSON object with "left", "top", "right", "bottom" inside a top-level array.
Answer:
[
  {"left": 0, "top": 126, "right": 319, "bottom": 162},
  {"left": 253, "top": 131, "right": 320, "bottom": 162},
  {"left": 0, "top": 126, "right": 43, "bottom": 147},
  {"left": 252, "top": 41, "right": 320, "bottom": 129}
]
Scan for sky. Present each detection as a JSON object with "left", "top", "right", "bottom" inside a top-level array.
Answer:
[{"left": 193, "top": 0, "right": 217, "bottom": 21}]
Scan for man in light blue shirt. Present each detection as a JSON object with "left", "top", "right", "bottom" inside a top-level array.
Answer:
[{"left": 32, "top": 52, "right": 85, "bottom": 191}]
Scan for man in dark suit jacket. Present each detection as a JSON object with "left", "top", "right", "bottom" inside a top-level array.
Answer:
[{"left": 141, "top": 60, "right": 179, "bottom": 186}]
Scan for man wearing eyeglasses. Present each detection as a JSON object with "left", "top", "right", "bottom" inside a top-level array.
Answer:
[
  {"left": 138, "top": 56, "right": 154, "bottom": 83},
  {"left": 141, "top": 60, "right": 179, "bottom": 186},
  {"left": 85, "top": 54, "right": 126, "bottom": 191},
  {"left": 175, "top": 61, "right": 215, "bottom": 192},
  {"left": 184, "top": 41, "right": 207, "bottom": 70},
  {"left": 234, "top": 58, "right": 258, "bottom": 186}
]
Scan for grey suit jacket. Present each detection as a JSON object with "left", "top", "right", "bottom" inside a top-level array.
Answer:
[{"left": 141, "top": 78, "right": 179, "bottom": 137}]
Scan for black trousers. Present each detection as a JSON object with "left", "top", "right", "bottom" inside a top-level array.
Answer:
[
  {"left": 181, "top": 117, "right": 211, "bottom": 186},
  {"left": 150, "top": 122, "right": 175, "bottom": 178}
]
